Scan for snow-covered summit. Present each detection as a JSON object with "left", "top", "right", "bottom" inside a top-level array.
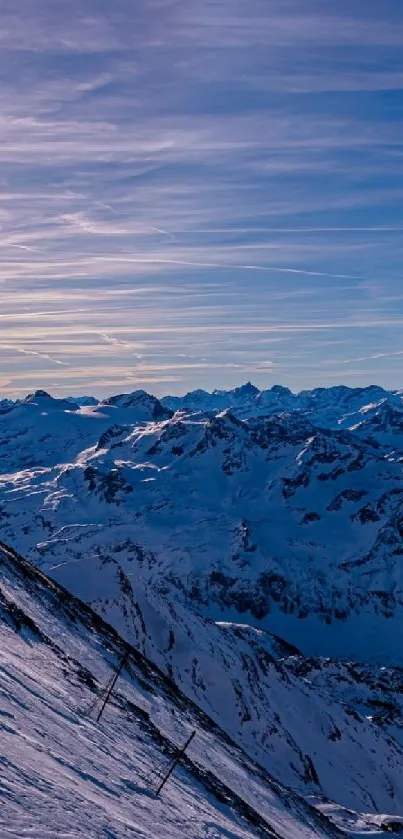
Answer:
[
  {"left": 67, "top": 394, "right": 99, "bottom": 407},
  {"left": 24, "top": 389, "right": 80, "bottom": 411},
  {"left": 101, "top": 388, "right": 173, "bottom": 420}
]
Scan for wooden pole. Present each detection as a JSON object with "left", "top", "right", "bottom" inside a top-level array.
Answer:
[
  {"left": 155, "top": 730, "right": 196, "bottom": 797},
  {"left": 96, "top": 649, "right": 129, "bottom": 723}
]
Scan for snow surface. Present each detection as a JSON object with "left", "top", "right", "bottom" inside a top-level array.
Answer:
[{"left": 1, "top": 543, "right": 347, "bottom": 839}]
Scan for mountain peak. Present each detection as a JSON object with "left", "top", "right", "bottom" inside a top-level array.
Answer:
[
  {"left": 233, "top": 381, "right": 260, "bottom": 398},
  {"left": 23, "top": 390, "right": 79, "bottom": 411},
  {"left": 101, "top": 389, "right": 173, "bottom": 419},
  {"left": 27, "top": 389, "right": 52, "bottom": 400},
  {"left": 270, "top": 384, "right": 292, "bottom": 395}
]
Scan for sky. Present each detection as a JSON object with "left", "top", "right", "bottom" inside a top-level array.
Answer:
[{"left": 1, "top": 0, "right": 403, "bottom": 398}]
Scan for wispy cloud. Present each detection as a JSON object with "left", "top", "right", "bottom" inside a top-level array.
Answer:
[
  {"left": 1, "top": 0, "right": 403, "bottom": 396},
  {"left": 0, "top": 342, "right": 69, "bottom": 366},
  {"left": 340, "top": 350, "right": 403, "bottom": 365}
]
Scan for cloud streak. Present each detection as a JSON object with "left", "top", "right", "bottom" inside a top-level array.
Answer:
[
  {"left": 0, "top": 343, "right": 69, "bottom": 366},
  {"left": 1, "top": 0, "right": 403, "bottom": 396}
]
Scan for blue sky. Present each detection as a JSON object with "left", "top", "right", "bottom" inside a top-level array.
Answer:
[{"left": 1, "top": 0, "right": 403, "bottom": 397}]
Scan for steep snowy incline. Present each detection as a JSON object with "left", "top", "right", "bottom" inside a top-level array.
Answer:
[
  {"left": 0, "top": 542, "right": 344, "bottom": 839},
  {"left": 2, "top": 531, "right": 403, "bottom": 819},
  {"left": 282, "top": 653, "right": 403, "bottom": 748},
  {"left": 353, "top": 401, "right": 403, "bottom": 451}
]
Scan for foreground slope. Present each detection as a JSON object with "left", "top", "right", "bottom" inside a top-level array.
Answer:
[
  {"left": 0, "top": 542, "right": 344, "bottom": 839},
  {"left": 16, "top": 529, "right": 403, "bottom": 816},
  {"left": 2, "top": 516, "right": 401, "bottom": 816}
]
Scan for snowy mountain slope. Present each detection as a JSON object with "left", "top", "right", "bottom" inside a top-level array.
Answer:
[
  {"left": 1, "top": 382, "right": 401, "bottom": 470},
  {"left": 0, "top": 389, "right": 172, "bottom": 471},
  {"left": 2, "top": 506, "right": 403, "bottom": 813},
  {"left": 282, "top": 653, "right": 403, "bottom": 748},
  {"left": 0, "top": 541, "right": 346, "bottom": 839},
  {"left": 5, "top": 520, "right": 402, "bottom": 816},
  {"left": 1, "top": 403, "right": 403, "bottom": 662},
  {"left": 352, "top": 401, "right": 403, "bottom": 452}
]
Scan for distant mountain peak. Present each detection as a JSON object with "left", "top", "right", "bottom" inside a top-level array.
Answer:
[
  {"left": 232, "top": 381, "right": 260, "bottom": 397},
  {"left": 270, "top": 384, "right": 292, "bottom": 395},
  {"left": 23, "top": 390, "right": 80, "bottom": 411},
  {"left": 101, "top": 389, "right": 173, "bottom": 419},
  {"left": 66, "top": 395, "right": 99, "bottom": 407},
  {"left": 27, "top": 389, "right": 52, "bottom": 400}
]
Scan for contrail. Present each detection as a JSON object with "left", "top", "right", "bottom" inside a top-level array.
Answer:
[
  {"left": 170, "top": 227, "right": 403, "bottom": 234},
  {"left": 99, "top": 332, "right": 143, "bottom": 358},
  {"left": 0, "top": 308, "right": 91, "bottom": 321},
  {"left": 151, "top": 226, "right": 176, "bottom": 243},
  {"left": 341, "top": 350, "right": 403, "bottom": 364},
  {"left": 0, "top": 243, "right": 43, "bottom": 254},
  {"left": 0, "top": 343, "right": 69, "bottom": 366},
  {"left": 102, "top": 256, "right": 360, "bottom": 280}
]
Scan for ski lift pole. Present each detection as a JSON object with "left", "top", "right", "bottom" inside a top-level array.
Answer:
[
  {"left": 96, "top": 649, "right": 129, "bottom": 723},
  {"left": 155, "top": 730, "right": 196, "bottom": 797}
]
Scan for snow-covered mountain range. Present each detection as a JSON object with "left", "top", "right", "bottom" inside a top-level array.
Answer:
[
  {"left": 1, "top": 382, "right": 403, "bottom": 834},
  {"left": 1, "top": 384, "right": 403, "bottom": 660}
]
